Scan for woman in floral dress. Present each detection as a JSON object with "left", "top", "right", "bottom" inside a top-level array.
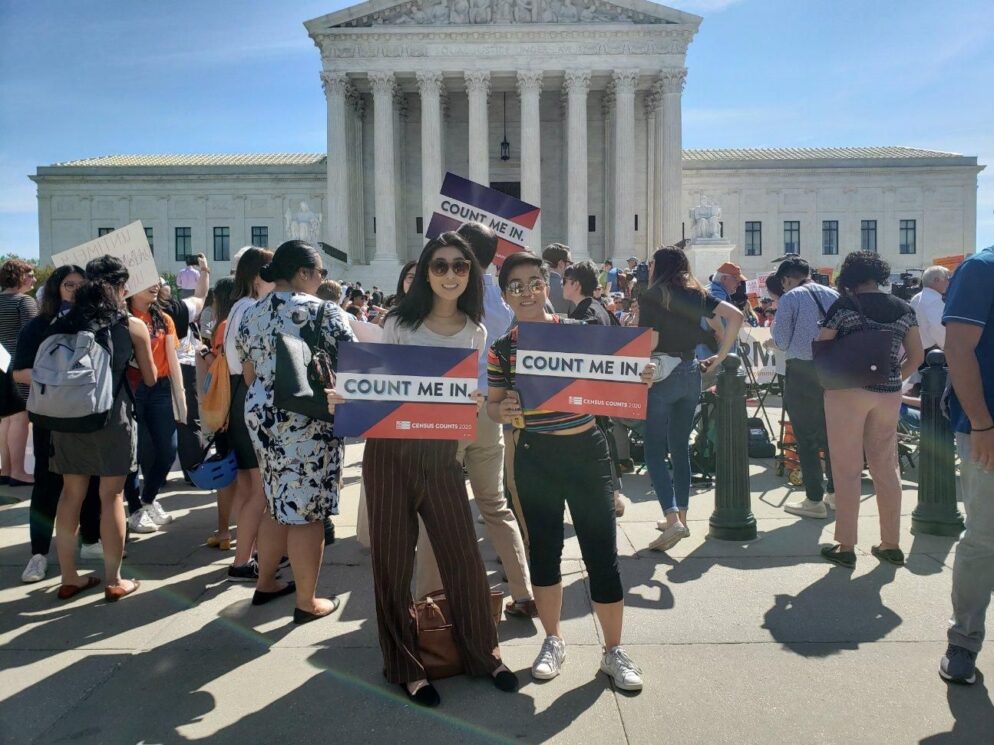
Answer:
[{"left": 237, "top": 240, "right": 356, "bottom": 624}]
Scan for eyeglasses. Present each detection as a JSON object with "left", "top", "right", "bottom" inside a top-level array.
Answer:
[
  {"left": 506, "top": 278, "right": 548, "bottom": 297},
  {"left": 61, "top": 280, "right": 83, "bottom": 291},
  {"left": 308, "top": 267, "right": 328, "bottom": 278},
  {"left": 428, "top": 258, "right": 471, "bottom": 277}
]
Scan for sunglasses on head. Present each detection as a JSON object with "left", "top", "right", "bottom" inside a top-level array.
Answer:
[
  {"left": 428, "top": 258, "right": 471, "bottom": 277},
  {"left": 506, "top": 278, "right": 548, "bottom": 297}
]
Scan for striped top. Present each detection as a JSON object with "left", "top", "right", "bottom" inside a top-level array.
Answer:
[
  {"left": 0, "top": 292, "right": 38, "bottom": 398},
  {"left": 487, "top": 318, "right": 594, "bottom": 433}
]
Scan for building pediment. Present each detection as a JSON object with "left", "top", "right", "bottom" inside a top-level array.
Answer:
[{"left": 306, "top": 0, "right": 701, "bottom": 29}]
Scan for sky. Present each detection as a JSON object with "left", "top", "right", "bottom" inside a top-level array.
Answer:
[{"left": 1, "top": 0, "right": 992, "bottom": 259}]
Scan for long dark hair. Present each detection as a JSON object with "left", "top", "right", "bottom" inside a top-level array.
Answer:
[
  {"left": 40, "top": 264, "right": 85, "bottom": 319},
  {"left": 211, "top": 277, "right": 236, "bottom": 325},
  {"left": 395, "top": 260, "right": 417, "bottom": 299},
  {"left": 65, "top": 255, "right": 129, "bottom": 329},
  {"left": 126, "top": 290, "right": 169, "bottom": 336},
  {"left": 648, "top": 246, "right": 705, "bottom": 309},
  {"left": 259, "top": 240, "right": 320, "bottom": 284},
  {"left": 389, "top": 232, "right": 483, "bottom": 329},
  {"left": 232, "top": 247, "right": 274, "bottom": 300}
]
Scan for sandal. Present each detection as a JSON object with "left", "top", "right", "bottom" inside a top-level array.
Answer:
[
  {"left": 104, "top": 579, "right": 141, "bottom": 602},
  {"left": 505, "top": 598, "right": 539, "bottom": 619},
  {"left": 871, "top": 545, "right": 905, "bottom": 566},
  {"left": 206, "top": 534, "right": 232, "bottom": 551},
  {"left": 820, "top": 544, "right": 856, "bottom": 569},
  {"left": 57, "top": 575, "right": 101, "bottom": 600}
]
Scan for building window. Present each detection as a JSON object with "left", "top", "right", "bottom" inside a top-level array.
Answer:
[
  {"left": 899, "top": 219, "right": 916, "bottom": 255},
  {"left": 822, "top": 220, "right": 839, "bottom": 255},
  {"left": 861, "top": 220, "right": 877, "bottom": 252},
  {"left": 744, "top": 221, "right": 762, "bottom": 256},
  {"left": 415, "top": 217, "right": 423, "bottom": 235},
  {"left": 97, "top": 227, "right": 113, "bottom": 236},
  {"left": 784, "top": 221, "right": 800, "bottom": 255},
  {"left": 634, "top": 214, "right": 639, "bottom": 232},
  {"left": 251, "top": 226, "right": 268, "bottom": 247},
  {"left": 144, "top": 227, "right": 153, "bottom": 252},
  {"left": 175, "top": 227, "right": 192, "bottom": 261},
  {"left": 213, "top": 226, "right": 230, "bottom": 262},
  {"left": 719, "top": 221, "right": 724, "bottom": 238},
  {"left": 588, "top": 215, "right": 596, "bottom": 233}
]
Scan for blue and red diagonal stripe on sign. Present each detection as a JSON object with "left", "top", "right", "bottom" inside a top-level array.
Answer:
[
  {"left": 333, "top": 342, "right": 479, "bottom": 440},
  {"left": 514, "top": 323, "right": 652, "bottom": 419}
]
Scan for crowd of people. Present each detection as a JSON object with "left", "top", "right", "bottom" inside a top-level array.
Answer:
[{"left": 5, "top": 223, "right": 993, "bottom": 698}]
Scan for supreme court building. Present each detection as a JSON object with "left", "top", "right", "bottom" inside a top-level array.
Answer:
[{"left": 32, "top": 1, "right": 984, "bottom": 284}]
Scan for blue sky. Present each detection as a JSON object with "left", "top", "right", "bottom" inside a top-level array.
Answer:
[{"left": 1, "top": 0, "right": 992, "bottom": 259}]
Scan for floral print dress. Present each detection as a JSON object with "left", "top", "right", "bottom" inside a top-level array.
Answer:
[{"left": 236, "top": 291, "right": 356, "bottom": 525}]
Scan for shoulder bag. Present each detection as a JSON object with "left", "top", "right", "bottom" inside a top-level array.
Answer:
[
  {"left": 811, "top": 293, "right": 892, "bottom": 390},
  {"left": 274, "top": 301, "right": 335, "bottom": 423}
]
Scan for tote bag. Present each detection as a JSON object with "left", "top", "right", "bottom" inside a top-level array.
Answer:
[{"left": 201, "top": 320, "right": 232, "bottom": 434}]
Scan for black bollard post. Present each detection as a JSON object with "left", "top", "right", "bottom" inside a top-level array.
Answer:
[
  {"left": 709, "top": 355, "right": 757, "bottom": 541},
  {"left": 911, "top": 350, "right": 964, "bottom": 536}
]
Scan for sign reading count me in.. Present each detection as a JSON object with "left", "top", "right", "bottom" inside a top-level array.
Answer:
[{"left": 51, "top": 220, "right": 158, "bottom": 298}]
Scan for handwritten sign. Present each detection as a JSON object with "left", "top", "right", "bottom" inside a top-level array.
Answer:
[
  {"left": 333, "top": 342, "right": 479, "bottom": 439},
  {"left": 425, "top": 173, "right": 540, "bottom": 268},
  {"left": 51, "top": 221, "right": 157, "bottom": 298},
  {"left": 514, "top": 323, "right": 652, "bottom": 418}
]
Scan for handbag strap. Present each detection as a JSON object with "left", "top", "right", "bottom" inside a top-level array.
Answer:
[
  {"left": 803, "top": 285, "right": 828, "bottom": 320},
  {"left": 302, "top": 301, "right": 328, "bottom": 350}
]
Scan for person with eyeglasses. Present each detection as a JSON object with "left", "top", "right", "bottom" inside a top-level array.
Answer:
[
  {"left": 486, "top": 250, "right": 655, "bottom": 692},
  {"left": 327, "top": 232, "right": 518, "bottom": 707}
]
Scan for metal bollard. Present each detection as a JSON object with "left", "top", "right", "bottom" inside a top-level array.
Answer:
[
  {"left": 911, "top": 350, "right": 964, "bottom": 536},
  {"left": 709, "top": 355, "right": 758, "bottom": 541}
]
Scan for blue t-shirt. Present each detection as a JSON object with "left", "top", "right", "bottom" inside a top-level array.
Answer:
[{"left": 943, "top": 248, "right": 994, "bottom": 434}]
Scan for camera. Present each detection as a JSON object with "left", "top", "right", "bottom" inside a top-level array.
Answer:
[{"left": 890, "top": 271, "right": 921, "bottom": 301}]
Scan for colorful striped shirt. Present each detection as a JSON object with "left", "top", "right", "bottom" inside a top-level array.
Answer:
[{"left": 487, "top": 318, "right": 594, "bottom": 433}]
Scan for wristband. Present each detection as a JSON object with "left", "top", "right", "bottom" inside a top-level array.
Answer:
[{"left": 972, "top": 424, "right": 994, "bottom": 433}]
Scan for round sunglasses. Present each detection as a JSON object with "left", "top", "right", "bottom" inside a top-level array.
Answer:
[
  {"left": 428, "top": 258, "right": 471, "bottom": 277},
  {"left": 506, "top": 278, "right": 548, "bottom": 297}
]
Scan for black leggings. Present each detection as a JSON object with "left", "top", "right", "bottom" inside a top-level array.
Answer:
[
  {"left": 30, "top": 426, "right": 100, "bottom": 555},
  {"left": 513, "top": 426, "right": 623, "bottom": 604}
]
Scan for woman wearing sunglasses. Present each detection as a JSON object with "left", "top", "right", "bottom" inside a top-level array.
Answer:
[
  {"left": 487, "top": 250, "right": 655, "bottom": 692},
  {"left": 328, "top": 232, "right": 517, "bottom": 707}
]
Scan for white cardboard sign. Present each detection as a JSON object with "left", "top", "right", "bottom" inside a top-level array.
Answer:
[{"left": 51, "top": 220, "right": 158, "bottom": 298}]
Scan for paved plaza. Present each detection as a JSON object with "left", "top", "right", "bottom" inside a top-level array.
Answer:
[{"left": 1, "top": 434, "right": 992, "bottom": 744}]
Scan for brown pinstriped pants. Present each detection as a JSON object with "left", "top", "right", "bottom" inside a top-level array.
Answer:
[{"left": 362, "top": 438, "right": 502, "bottom": 684}]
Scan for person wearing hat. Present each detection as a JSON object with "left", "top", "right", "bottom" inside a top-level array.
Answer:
[
  {"left": 771, "top": 256, "right": 840, "bottom": 518},
  {"left": 698, "top": 261, "right": 747, "bottom": 388}
]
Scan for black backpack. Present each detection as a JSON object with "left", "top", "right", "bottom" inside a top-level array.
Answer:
[{"left": 747, "top": 417, "right": 776, "bottom": 458}]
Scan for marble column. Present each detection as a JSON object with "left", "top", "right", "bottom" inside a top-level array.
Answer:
[
  {"left": 345, "top": 88, "right": 367, "bottom": 263},
  {"left": 369, "top": 71, "right": 399, "bottom": 265},
  {"left": 517, "top": 70, "right": 543, "bottom": 246},
  {"left": 658, "top": 69, "right": 686, "bottom": 247},
  {"left": 611, "top": 70, "right": 638, "bottom": 261},
  {"left": 564, "top": 70, "right": 591, "bottom": 259},
  {"left": 465, "top": 71, "right": 491, "bottom": 186},
  {"left": 321, "top": 71, "right": 352, "bottom": 256},
  {"left": 417, "top": 71, "right": 444, "bottom": 231}
]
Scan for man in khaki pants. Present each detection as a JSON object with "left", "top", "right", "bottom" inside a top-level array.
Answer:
[{"left": 415, "top": 222, "right": 536, "bottom": 617}]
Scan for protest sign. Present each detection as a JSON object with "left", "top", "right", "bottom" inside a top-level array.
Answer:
[
  {"left": 333, "top": 342, "right": 479, "bottom": 439},
  {"left": 514, "top": 323, "right": 652, "bottom": 419},
  {"left": 425, "top": 173, "right": 540, "bottom": 267},
  {"left": 745, "top": 271, "right": 773, "bottom": 297},
  {"left": 737, "top": 325, "right": 780, "bottom": 384},
  {"left": 51, "top": 221, "right": 157, "bottom": 298}
]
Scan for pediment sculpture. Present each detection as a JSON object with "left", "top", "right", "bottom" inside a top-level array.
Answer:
[{"left": 338, "top": 0, "right": 673, "bottom": 27}]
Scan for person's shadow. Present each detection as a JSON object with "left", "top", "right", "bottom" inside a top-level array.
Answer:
[
  {"left": 920, "top": 673, "right": 994, "bottom": 743},
  {"left": 761, "top": 562, "right": 901, "bottom": 657}
]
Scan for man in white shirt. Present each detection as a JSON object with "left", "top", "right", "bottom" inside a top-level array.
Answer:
[
  {"left": 414, "top": 221, "right": 536, "bottom": 617},
  {"left": 910, "top": 266, "right": 950, "bottom": 350},
  {"left": 177, "top": 255, "right": 203, "bottom": 298}
]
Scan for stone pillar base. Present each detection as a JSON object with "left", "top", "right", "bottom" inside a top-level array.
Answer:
[{"left": 687, "top": 240, "right": 736, "bottom": 284}]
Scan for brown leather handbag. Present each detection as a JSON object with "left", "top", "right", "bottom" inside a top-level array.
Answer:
[{"left": 414, "top": 589, "right": 503, "bottom": 680}]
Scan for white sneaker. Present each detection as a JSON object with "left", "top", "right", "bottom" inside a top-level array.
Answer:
[
  {"left": 784, "top": 498, "right": 828, "bottom": 519},
  {"left": 648, "top": 523, "right": 690, "bottom": 552},
  {"left": 656, "top": 520, "right": 691, "bottom": 535},
  {"left": 79, "top": 541, "right": 104, "bottom": 561},
  {"left": 128, "top": 507, "right": 158, "bottom": 534},
  {"left": 21, "top": 554, "right": 47, "bottom": 583},
  {"left": 600, "top": 646, "right": 643, "bottom": 691},
  {"left": 147, "top": 501, "right": 174, "bottom": 526},
  {"left": 824, "top": 492, "right": 836, "bottom": 510},
  {"left": 531, "top": 635, "right": 567, "bottom": 680}
]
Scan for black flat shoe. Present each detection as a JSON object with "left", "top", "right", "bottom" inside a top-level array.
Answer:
[
  {"left": 493, "top": 669, "right": 519, "bottom": 692},
  {"left": 821, "top": 544, "right": 856, "bottom": 569},
  {"left": 292, "top": 596, "right": 340, "bottom": 624},
  {"left": 871, "top": 545, "right": 905, "bottom": 566},
  {"left": 252, "top": 581, "right": 296, "bottom": 606},
  {"left": 7, "top": 478, "right": 33, "bottom": 488},
  {"left": 399, "top": 682, "right": 441, "bottom": 708}
]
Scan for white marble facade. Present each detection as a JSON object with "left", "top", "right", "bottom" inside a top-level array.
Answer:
[{"left": 30, "top": 1, "right": 984, "bottom": 284}]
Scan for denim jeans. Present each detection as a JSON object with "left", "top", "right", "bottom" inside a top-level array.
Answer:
[
  {"left": 125, "top": 378, "right": 177, "bottom": 511},
  {"left": 644, "top": 360, "right": 701, "bottom": 514}
]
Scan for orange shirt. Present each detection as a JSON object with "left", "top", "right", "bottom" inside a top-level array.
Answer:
[{"left": 133, "top": 307, "right": 177, "bottom": 379}]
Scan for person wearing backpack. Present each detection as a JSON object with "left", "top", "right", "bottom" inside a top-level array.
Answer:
[
  {"left": 47, "top": 255, "right": 157, "bottom": 601},
  {"left": 123, "top": 283, "right": 186, "bottom": 533}
]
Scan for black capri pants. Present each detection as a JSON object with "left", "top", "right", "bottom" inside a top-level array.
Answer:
[{"left": 513, "top": 425, "right": 623, "bottom": 604}]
